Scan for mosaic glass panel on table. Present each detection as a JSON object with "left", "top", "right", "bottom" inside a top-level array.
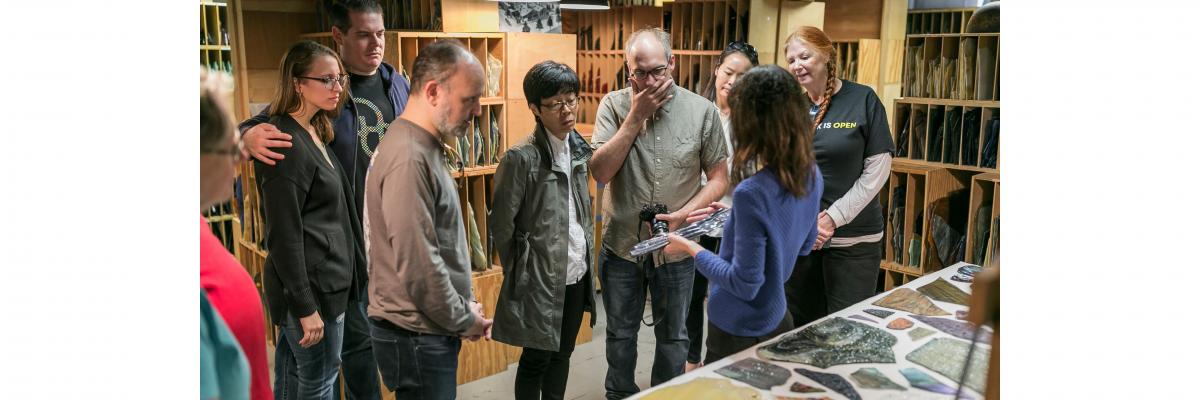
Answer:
[{"left": 757, "top": 317, "right": 897, "bottom": 369}]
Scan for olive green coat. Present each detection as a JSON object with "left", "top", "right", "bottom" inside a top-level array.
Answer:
[{"left": 489, "top": 128, "right": 596, "bottom": 351}]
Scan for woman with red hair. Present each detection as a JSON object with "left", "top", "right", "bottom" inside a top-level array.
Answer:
[{"left": 782, "top": 26, "right": 895, "bottom": 326}]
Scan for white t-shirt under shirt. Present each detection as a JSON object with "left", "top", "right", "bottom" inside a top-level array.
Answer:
[
  {"left": 699, "top": 110, "right": 735, "bottom": 238},
  {"left": 547, "top": 132, "right": 587, "bottom": 285}
]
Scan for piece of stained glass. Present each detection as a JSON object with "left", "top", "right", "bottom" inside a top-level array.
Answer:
[
  {"left": 848, "top": 315, "right": 877, "bottom": 324},
  {"left": 794, "top": 368, "right": 863, "bottom": 400},
  {"left": 872, "top": 288, "right": 951, "bottom": 316},
  {"left": 863, "top": 309, "right": 895, "bottom": 319},
  {"left": 757, "top": 317, "right": 897, "bottom": 369},
  {"left": 908, "top": 327, "right": 936, "bottom": 342},
  {"left": 951, "top": 274, "right": 974, "bottom": 283},
  {"left": 906, "top": 338, "right": 990, "bottom": 393},
  {"left": 849, "top": 367, "right": 906, "bottom": 391},
  {"left": 887, "top": 318, "right": 914, "bottom": 330},
  {"left": 714, "top": 358, "right": 792, "bottom": 390},
  {"left": 909, "top": 315, "right": 993, "bottom": 344},
  {"left": 958, "top": 264, "right": 982, "bottom": 276},
  {"left": 641, "top": 377, "right": 765, "bottom": 400},
  {"left": 790, "top": 382, "right": 826, "bottom": 393},
  {"left": 917, "top": 278, "right": 971, "bottom": 306},
  {"left": 900, "top": 367, "right": 973, "bottom": 399}
]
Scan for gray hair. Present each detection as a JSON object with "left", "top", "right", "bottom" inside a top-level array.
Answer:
[{"left": 625, "top": 28, "right": 672, "bottom": 61}]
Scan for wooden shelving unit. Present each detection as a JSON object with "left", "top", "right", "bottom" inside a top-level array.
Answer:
[
  {"left": 200, "top": 1, "right": 234, "bottom": 73},
  {"left": 966, "top": 172, "right": 999, "bottom": 267},
  {"left": 881, "top": 6, "right": 999, "bottom": 286},
  {"left": 832, "top": 39, "right": 881, "bottom": 93},
  {"left": 879, "top": 160, "right": 973, "bottom": 290}
]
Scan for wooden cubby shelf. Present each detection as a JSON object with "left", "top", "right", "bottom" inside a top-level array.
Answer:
[
  {"left": 880, "top": 160, "right": 974, "bottom": 284},
  {"left": 892, "top": 98, "right": 999, "bottom": 172},
  {"left": 906, "top": 8, "right": 974, "bottom": 35},
  {"left": 833, "top": 39, "right": 881, "bottom": 93}
]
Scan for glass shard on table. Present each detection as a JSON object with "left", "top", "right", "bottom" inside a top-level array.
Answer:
[
  {"left": 790, "top": 382, "right": 826, "bottom": 393},
  {"left": 849, "top": 367, "right": 906, "bottom": 391},
  {"left": 872, "top": 288, "right": 950, "bottom": 316},
  {"left": 864, "top": 309, "right": 895, "bottom": 319},
  {"left": 958, "top": 264, "right": 982, "bottom": 276},
  {"left": 793, "top": 368, "right": 862, "bottom": 400},
  {"left": 887, "top": 318, "right": 914, "bottom": 330},
  {"left": 907, "top": 338, "right": 990, "bottom": 393},
  {"left": 909, "top": 327, "right": 936, "bottom": 342},
  {"left": 900, "top": 367, "right": 970, "bottom": 398},
  {"left": 917, "top": 278, "right": 971, "bottom": 306},
  {"left": 951, "top": 274, "right": 974, "bottom": 283},
  {"left": 757, "top": 317, "right": 897, "bottom": 369},
  {"left": 714, "top": 358, "right": 791, "bottom": 390},
  {"left": 641, "top": 377, "right": 764, "bottom": 400},
  {"left": 848, "top": 315, "right": 877, "bottom": 324},
  {"left": 910, "top": 315, "right": 992, "bottom": 344}
]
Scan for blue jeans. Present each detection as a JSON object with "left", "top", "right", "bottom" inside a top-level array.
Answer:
[
  {"left": 368, "top": 318, "right": 461, "bottom": 400},
  {"left": 600, "top": 249, "right": 694, "bottom": 399},
  {"left": 335, "top": 295, "right": 381, "bottom": 400},
  {"left": 274, "top": 312, "right": 346, "bottom": 400}
]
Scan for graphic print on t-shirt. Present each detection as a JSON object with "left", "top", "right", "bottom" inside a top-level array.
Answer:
[{"left": 355, "top": 97, "right": 389, "bottom": 159}]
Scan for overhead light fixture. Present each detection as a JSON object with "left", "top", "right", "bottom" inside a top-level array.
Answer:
[{"left": 560, "top": 0, "right": 610, "bottom": 10}]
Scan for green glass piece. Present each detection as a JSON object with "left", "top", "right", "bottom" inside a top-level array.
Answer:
[
  {"left": 908, "top": 327, "right": 936, "bottom": 342},
  {"left": 757, "top": 317, "right": 897, "bottom": 369},
  {"left": 906, "top": 338, "right": 990, "bottom": 393},
  {"left": 849, "top": 367, "right": 906, "bottom": 391}
]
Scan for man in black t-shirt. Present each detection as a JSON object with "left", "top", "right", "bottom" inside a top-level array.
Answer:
[{"left": 237, "top": 2, "right": 410, "bottom": 399}]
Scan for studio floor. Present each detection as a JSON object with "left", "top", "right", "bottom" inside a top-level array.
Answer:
[
  {"left": 265, "top": 299, "right": 701, "bottom": 400},
  {"left": 458, "top": 299, "right": 701, "bottom": 400}
]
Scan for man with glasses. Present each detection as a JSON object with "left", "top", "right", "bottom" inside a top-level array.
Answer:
[
  {"left": 236, "top": 1, "right": 406, "bottom": 399},
  {"left": 589, "top": 28, "right": 730, "bottom": 399},
  {"left": 489, "top": 61, "right": 596, "bottom": 400}
]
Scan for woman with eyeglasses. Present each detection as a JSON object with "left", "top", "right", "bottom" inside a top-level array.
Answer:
[
  {"left": 685, "top": 41, "right": 759, "bottom": 373},
  {"left": 200, "top": 68, "right": 268, "bottom": 400},
  {"left": 255, "top": 40, "right": 365, "bottom": 400},
  {"left": 490, "top": 60, "right": 596, "bottom": 400}
]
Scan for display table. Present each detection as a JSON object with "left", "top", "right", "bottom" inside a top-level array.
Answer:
[{"left": 631, "top": 262, "right": 992, "bottom": 400}]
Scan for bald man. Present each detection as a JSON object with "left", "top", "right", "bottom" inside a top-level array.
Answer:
[{"left": 589, "top": 28, "right": 730, "bottom": 399}]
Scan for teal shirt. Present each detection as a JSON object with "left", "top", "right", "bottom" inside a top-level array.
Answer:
[{"left": 200, "top": 290, "right": 250, "bottom": 400}]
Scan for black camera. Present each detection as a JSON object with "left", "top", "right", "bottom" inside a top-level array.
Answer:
[{"left": 638, "top": 203, "right": 670, "bottom": 237}]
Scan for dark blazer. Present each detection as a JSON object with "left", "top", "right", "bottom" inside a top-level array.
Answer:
[{"left": 255, "top": 114, "right": 365, "bottom": 324}]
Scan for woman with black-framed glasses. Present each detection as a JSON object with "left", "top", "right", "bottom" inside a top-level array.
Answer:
[
  {"left": 255, "top": 40, "right": 364, "bottom": 400},
  {"left": 490, "top": 60, "right": 596, "bottom": 400}
]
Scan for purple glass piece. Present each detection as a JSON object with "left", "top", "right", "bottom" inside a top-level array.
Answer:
[{"left": 910, "top": 315, "right": 993, "bottom": 344}]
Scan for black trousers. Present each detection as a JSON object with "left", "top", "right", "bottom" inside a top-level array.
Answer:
[
  {"left": 703, "top": 313, "right": 793, "bottom": 365},
  {"left": 514, "top": 271, "right": 588, "bottom": 400},
  {"left": 785, "top": 241, "right": 883, "bottom": 327},
  {"left": 685, "top": 236, "right": 721, "bottom": 364}
]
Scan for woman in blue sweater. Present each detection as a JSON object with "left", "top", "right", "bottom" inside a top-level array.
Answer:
[{"left": 664, "top": 65, "right": 823, "bottom": 364}]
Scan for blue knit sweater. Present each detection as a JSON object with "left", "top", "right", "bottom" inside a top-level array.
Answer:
[{"left": 695, "top": 167, "right": 823, "bottom": 337}]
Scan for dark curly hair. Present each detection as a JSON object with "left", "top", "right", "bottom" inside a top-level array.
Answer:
[{"left": 728, "top": 65, "right": 815, "bottom": 197}]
